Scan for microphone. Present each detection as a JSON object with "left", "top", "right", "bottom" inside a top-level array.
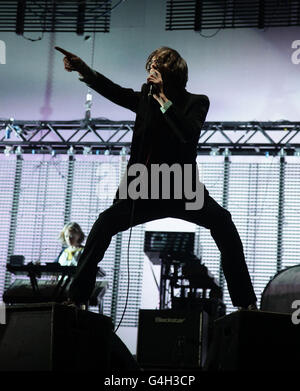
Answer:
[
  {"left": 148, "top": 69, "right": 159, "bottom": 97},
  {"left": 148, "top": 84, "right": 155, "bottom": 97}
]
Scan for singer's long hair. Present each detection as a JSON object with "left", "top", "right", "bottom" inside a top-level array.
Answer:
[{"left": 145, "top": 47, "right": 188, "bottom": 89}]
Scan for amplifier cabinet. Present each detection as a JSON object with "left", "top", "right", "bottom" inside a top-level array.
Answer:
[
  {"left": 204, "top": 310, "right": 300, "bottom": 371},
  {"left": 136, "top": 309, "right": 209, "bottom": 369},
  {"left": 0, "top": 303, "right": 113, "bottom": 371}
]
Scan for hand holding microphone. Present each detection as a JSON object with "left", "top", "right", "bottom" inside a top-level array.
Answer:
[{"left": 147, "top": 68, "right": 163, "bottom": 98}]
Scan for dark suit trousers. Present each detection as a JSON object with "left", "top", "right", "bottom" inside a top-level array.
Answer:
[{"left": 69, "top": 186, "right": 257, "bottom": 308}]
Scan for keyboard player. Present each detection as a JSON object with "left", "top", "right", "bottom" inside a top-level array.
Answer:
[{"left": 54, "top": 222, "right": 85, "bottom": 266}]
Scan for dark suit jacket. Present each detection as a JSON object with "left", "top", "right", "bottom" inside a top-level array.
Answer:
[{"left": 80, "top": 69, "right": 210, "bottom": 200}]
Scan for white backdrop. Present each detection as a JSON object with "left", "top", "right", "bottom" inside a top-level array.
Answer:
[{"left": 1, "top": 0, "right": 300, "bottom": 122}]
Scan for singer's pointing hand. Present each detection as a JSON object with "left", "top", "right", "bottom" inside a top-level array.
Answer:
[{"left": 55, "top": 46, "right": 89, "bottom": 76}]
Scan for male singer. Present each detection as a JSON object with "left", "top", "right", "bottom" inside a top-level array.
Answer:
[{"left": 55, "top": 46, "right": 257, "bottom": 311}]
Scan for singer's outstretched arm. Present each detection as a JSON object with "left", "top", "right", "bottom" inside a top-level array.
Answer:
[
  {"left": 55, "top": 46, "right": 209, "bottom": 144},
  {"left": 55, "top": 46, "right": 140, "bottom": 113},
  {"left": 79, "top": 70, "right": 141, "bottom": 114}
]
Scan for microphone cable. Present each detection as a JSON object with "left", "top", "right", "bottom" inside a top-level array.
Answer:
[
  {"left": 114, "top": 86, "right": 153, "bottom": 333},
  {"left": 114, "top": 197, "right": 136, "bottom": 333}
]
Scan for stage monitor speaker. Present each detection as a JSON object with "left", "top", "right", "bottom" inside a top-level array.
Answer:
[
  {"left": 0, "top": 303, "right": 113, "bottom": 371},
  {"left": 204, "top": 310, "right": 300, "bottom": 371},
  {"left": 136, "top": 309, "right": 209, "bottom": 369}
]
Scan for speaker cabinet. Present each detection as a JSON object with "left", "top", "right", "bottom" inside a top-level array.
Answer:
[
  {"left": 0, "top": 303, "right": 113, "bottom": 371},
  {"left": 204, "top": 310, "right": 300, "bottom": 371},
  {"left": 136, "top": 309, "right": 209, "bottom": 369}
]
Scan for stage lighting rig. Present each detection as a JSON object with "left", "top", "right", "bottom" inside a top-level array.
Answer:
[
  {"left": 1, "top": 1, "right": 113, "bottom": 35},
  {"left": 165, "top": 0, "right": 300, "bottom": 31}
]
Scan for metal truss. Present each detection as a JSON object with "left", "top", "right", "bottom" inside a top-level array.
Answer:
[{"left": 1, "top": 118, "right": 300, "bottom": 156}]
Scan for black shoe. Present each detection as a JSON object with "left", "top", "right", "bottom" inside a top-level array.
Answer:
[{"left": 62, "top": 298, "right": 89, "bottom": 310}]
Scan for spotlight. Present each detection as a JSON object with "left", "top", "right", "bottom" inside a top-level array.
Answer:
[
  {"left": 4, "top": 146, "right": 13, "bottom": 156},
  {"left": 120, "top": 147, "right": 127, "bottom": 156},
  {"left": 15, "top": 146, "right": 23, "bottom": 156},
  {"left": 83, "top": 146, "right": 92, "bottom": 155},
  {"left": 67, "top": 146, "right": 75, "bottom": 156},
  {"left": 278, "top": 148, "right": 286, "bottom": 157},
  {"left": 14, "top": 125, "right": 23, "bottom": 137},
  {"left": 5, "top": 126, "right": 11, "bottom": 139},
  {"left": 294, "top": 149, "right": 300, "bottom": 157},
  {"left": 222, "top": 148, "right": 231, "bottom": 157},
  {"left": 85, "top": 92, "right": 93, "bottom": 121},
  {"left": 209, "top": 148, "right": 219, "bottom": 156},
  {"left": 104, "top": 149, "right": 110, "bottom": 156}
]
